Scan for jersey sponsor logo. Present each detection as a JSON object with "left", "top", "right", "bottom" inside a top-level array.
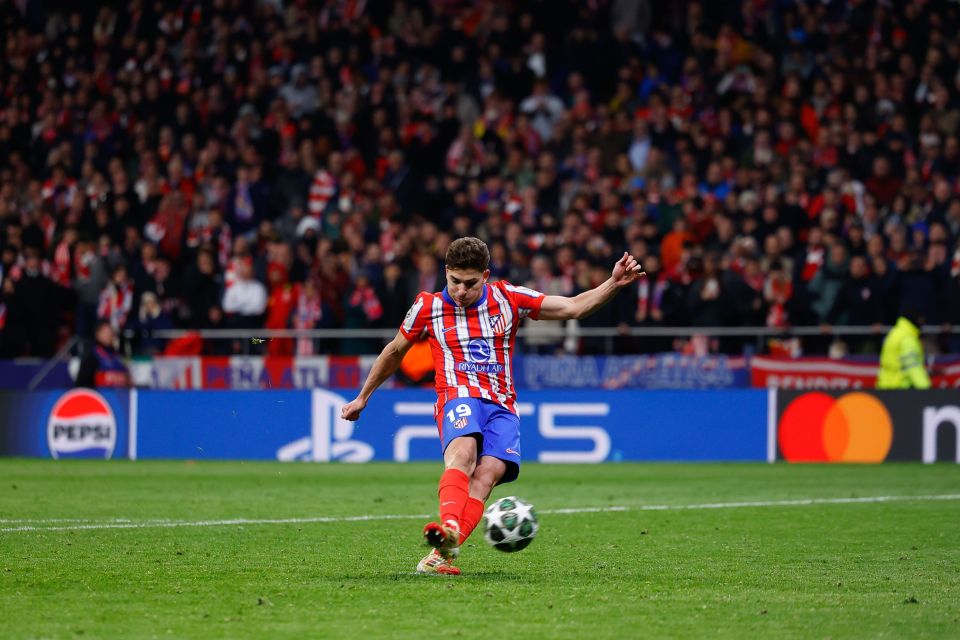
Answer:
[
  {"left": 466, "top": 338, "right": 492, "bottom": 363},
  {"left": 47, "top": 389, "right": 117, "bottom": 459},
  {"left": 441, "top": 325, "right": 458, "bottom": 333},
  {"left": 456, "top": 362, "right": 505, "bottom": 373},
  {"left": 505, "top": 447, "right": 519, "bottom": 455}
]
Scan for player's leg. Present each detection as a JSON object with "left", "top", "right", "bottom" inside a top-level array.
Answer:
[
  {"left": 424, "top": 398, "right": 485, "bottom": 559},
  {"left": 457, "top": 455, "right": 506, "bottom": 543},
  {"left": 429, "top": 434, "right": 476, "bottom": 545},
  {"left": 459, "top": 456, "right": 512, "bottom": 544},
  {"left": 418, "top": 440, "right": 473, "bottom": 576},
  {"left": 458, "top": 405, "right": 521, "bottom": 544},
  {"left": 470, "top": 456, "right": 507, "bottom": 500}
]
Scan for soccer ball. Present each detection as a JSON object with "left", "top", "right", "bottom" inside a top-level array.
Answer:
[{"left": 483, "top": 496, "right": 538, "bottom": 552}]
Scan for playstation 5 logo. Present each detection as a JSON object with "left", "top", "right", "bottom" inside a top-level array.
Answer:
[{"left": 276, "top": 389, "right": 374, "bottom": 462}]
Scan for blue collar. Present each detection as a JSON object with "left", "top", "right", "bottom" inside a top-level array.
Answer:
[{"left": 442, "top": 284, "right": 488, "bottom": 309}]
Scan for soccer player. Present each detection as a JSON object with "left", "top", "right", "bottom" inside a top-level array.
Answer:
[{"left": 340, "top": 237, "right": 644, "bottom": 574}]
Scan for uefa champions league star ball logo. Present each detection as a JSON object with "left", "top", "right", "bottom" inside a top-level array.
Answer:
[{"left": 466, "top": 338, "right": 492, "bottom": 363}]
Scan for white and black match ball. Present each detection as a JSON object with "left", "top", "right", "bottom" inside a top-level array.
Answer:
[{"left": 483, "top": 496, "right": 538, "bottom": 552}]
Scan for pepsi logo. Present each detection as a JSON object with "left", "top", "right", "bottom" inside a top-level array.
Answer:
[
  {"left": 466, "top": 339, "right": 492, "bottom": 363},
  {"left": 47, "top": 389, "right": 117, "bottom": 459}
]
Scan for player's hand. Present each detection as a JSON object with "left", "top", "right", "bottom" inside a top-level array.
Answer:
[
  {"left": 611, "top": 252, "right": 646, "bottom": 287},
  {"left": 341, "top": 398, "right": 367, "bottom": 421}
]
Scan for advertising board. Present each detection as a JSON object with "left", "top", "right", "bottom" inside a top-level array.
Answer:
[
  {"left": 133, "top": 389, "right": 767, "bottom": 462},
  {"left": 774, "top": 390, "right": 960, "bottom": 463}
]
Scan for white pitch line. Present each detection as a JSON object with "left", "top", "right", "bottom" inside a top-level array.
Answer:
[
  {"left": 2, "top": 494, "right": 959, "bottom": 534},
  {"left": 0, "top": 513, "right": 434, "bottom": 533},
  {"left": 633, "top": 494, "right": 960, "bottom": 510},
  {"left": 0, "top": 518, "right": 125, "bottom": 524}
]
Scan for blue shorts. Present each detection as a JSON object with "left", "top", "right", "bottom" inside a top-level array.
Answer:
[{"left": 436, "top": 397, "right": 521, "bottom": 484}]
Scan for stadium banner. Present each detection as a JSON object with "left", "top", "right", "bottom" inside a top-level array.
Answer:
[
  {"left": 752, "top": 356, "right": 960, "bottom": 389},
  {"left": 128, "top": 356, "right": 381, "bottom": 390},
  {"left": 0, "top": 389, "right": 132, "bottom": 458},
  {"left": 134, "top": 389, "right": 767, "bottom": 462},
  {"left": 514, "top": 354, "right": 750, "bottom": 389},
  {"left": 126, "top": 354, "right": 750, "bottom": 390},
  {"left": 773, "top": 390, "right": 960, "bottom": 463}
]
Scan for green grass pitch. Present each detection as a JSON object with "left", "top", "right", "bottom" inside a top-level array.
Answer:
[{"left": 1, "top": 461, "right": 958, "bottom": 638}]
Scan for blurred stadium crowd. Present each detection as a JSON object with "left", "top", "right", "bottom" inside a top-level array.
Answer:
[{"left": 1, "top": 0, "right": 960, "bottom": 358}]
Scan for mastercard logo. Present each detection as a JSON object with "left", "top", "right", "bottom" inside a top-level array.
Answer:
[{"left": 778, "top": 392, "right": 893, "bottom": 463}]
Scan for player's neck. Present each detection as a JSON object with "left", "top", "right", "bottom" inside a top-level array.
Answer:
[{"left": 442, "top": 284, "right": 487, "bottom": 308}]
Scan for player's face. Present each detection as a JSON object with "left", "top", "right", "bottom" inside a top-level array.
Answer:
[{"left": 445, "top": 267, "right": 490, "bottom": 307}]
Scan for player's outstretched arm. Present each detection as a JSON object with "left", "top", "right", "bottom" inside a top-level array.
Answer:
[
  {"left": 538, "top": 252, "right": 645, "bottom": 321},
  {"left": 341, "top": 331, "right": 416, "bottom": 421}
]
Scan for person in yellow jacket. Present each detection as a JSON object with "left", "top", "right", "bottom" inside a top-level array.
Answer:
[{"left": 877, "top": 314, "right": 931, "bottom": 389}]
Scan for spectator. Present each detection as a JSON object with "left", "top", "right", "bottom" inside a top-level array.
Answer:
[
  {"left": 180, "top": 249, "right": 223, "bottom": 329},
  {"left": 97, "top": 264, "right": 134, "bottom": 334},
  {"left": 1, "top": 248, "right": 58, "bottom": 357},
  {"left": 279, "top": 64, "right": 319, "bottom": 120},
  {"left": 342, "top": 274, "right": 383, "bottom": 355},
  {"left": 264, "top": 262, "right": 298, "bottom": 356},
  {"left": 408, "top": 253, "right": 445, "bottom": 296},
  {"left": 379, "top": 262, "right": 410, "bottom": 329},
  {"left": 827, "top": 255, "right": 882, "bottom": 353},
  {"left": 520, "top": 80, "right": 565, "bottom": 143},
  {"left": 129, "top": 292, "right": 173, "bottom": 356},
  {"left": 946, "top": 243, "right": 960, "bottom": 352},
  {"left": 76, "top": 321, "right": 130, "bottom": 388},
  {"left": 72, "top": 241, "right": 108, "bottom": 339},
  {"left": 293, "top": 277, "right": 333, "bottom": 356},
  {"left": 522, "top": 254, "right": 572, "bottom": 354},
  {"left": 809, "top": 243, "right": 849, "bottom": 323},
  {"left": 1, "top": 0, "right": 959, "bottom": 359},
  {"left": 222, "top": 258, "right": 267, "bottom": 329},
  {"left": 870, "top": 255, "right": 900, "bottom": 326}
]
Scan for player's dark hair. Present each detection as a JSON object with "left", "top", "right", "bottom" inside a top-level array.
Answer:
[{"left": 445, "top": 237, "right": 490, "bottom": 272}]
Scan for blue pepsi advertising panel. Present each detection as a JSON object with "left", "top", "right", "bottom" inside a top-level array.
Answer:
[{"left": 0, "top": 389, "right": 131, "bottom": 459}]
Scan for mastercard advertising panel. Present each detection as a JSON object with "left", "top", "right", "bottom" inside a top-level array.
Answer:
[{"left": 775, "top": 390, "right": 960, "bottom": 463}]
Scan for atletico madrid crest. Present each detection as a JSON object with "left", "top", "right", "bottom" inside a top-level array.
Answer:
[{"left": 489, "top": 314, "right": 506, "bottom": 335}]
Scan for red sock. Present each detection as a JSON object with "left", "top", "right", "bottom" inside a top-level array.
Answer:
[
  {"left": 458, "top": 497, "right": 486, "bottom": 543},
  {"left": 437, "top": 468, "right": 470, "bottom": 527}
]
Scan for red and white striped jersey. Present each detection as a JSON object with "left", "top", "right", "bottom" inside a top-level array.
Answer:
[
  {"left": 399, "top": 280, "right": 545, "bottom": 415},
  {"left": 309, "top": 169, "right": 336, "bottom": 216}
]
